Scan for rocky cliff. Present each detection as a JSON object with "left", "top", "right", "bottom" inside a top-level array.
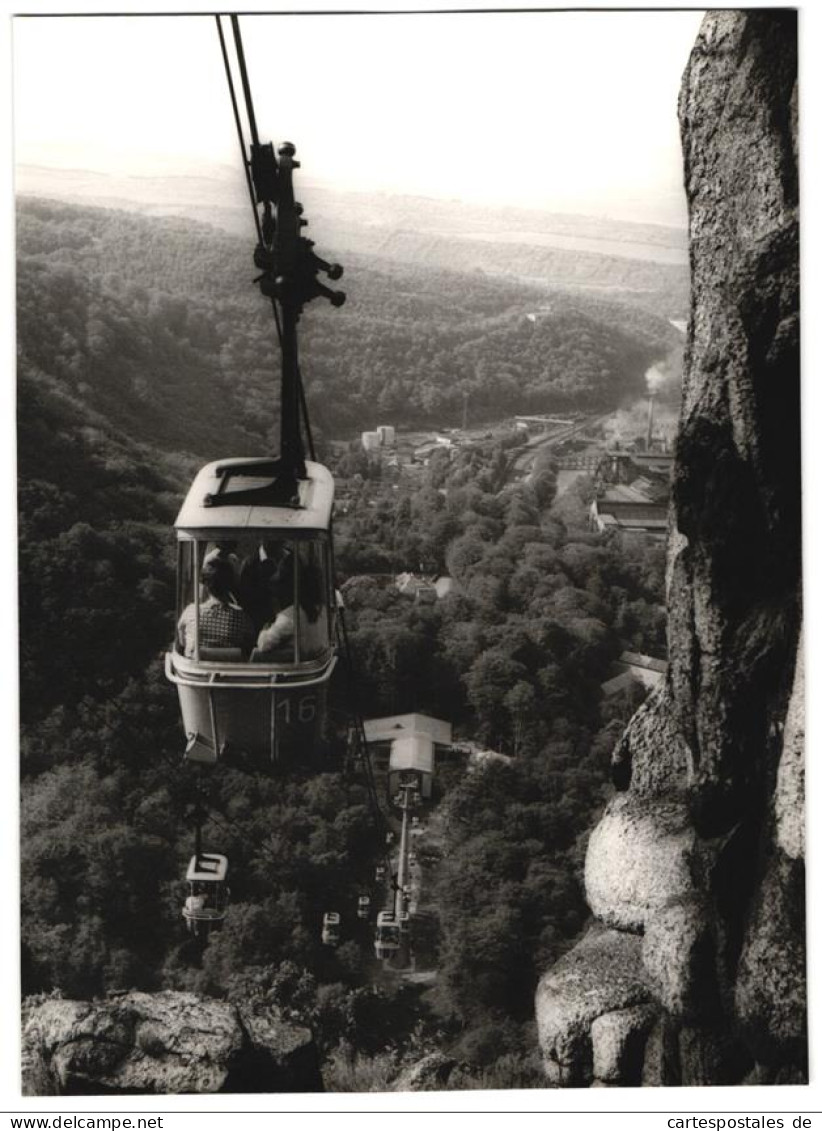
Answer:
[
  {"left": 22, "top": 992, "right": 323, "bottom": 1095},
  {"left": 536, "top": 10, "right": 803, "bottom": 1087}
]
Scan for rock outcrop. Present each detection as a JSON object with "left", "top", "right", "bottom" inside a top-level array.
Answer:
[
  {"left": 392, "top": 1052, "right": 460, "bottom": 1092},
  {"left": 536, "top": 925, "right": 654, "bottom": 1086},
  {"left": 536, "top": 9, "right": 802, "bottom": 1087},
  {"left": 22, "top": 991, "right": 323, "bottom": 1095},
  {"left": 585, "top": 796, "right": 700, "bottom": 931}
]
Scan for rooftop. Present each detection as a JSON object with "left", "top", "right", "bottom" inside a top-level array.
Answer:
[
  {"left": 620, "top": 651, "right": 668, "bottom": 673},
  {"left": 614, "top": 513, "right": 669, "bottom": 529},
  {"left": 600, "top": 483, "right": 656, "bottom": 504},
  {"left": 389, "top": 734, "right": 435, "bottom": 772},
  {"left": 363, "top": 712, "right": 453, "bottom": 746},
  {"left": 601, "top": 671, "right": 639, "bottom": 696}
]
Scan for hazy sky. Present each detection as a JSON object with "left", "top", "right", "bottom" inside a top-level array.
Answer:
[{"left": 13, "top": 10, "right": 705, "bottom": 225}]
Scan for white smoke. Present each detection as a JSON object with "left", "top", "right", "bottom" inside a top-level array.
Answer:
[
  {"left": 601, "top": 349, "right": 684, "bottom": 447},
  {"left": 603, "top": 402, "right": 678, "bottom": 447},
  {"left": 645, "top": 364, "right": 667, "bottom": 394},
  {"left": 643, "top": 350, "right": 683, "bottom": 399}
]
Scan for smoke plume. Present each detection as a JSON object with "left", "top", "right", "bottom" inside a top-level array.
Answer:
[{"left": 645, "top": 352, "right": 682, "bottom": 393}]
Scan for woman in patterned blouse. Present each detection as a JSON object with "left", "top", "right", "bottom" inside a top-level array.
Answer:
[{"left": 178, "top": 557, "right": 255, "bottom": 658}]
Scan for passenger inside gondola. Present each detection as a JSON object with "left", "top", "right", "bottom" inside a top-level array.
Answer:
[
  {"left": 178, "top": 557, "right": 256, "bottom": 659},
  {"left": 203, "top": 540, "right": 241, "bottom": 591},
  {"left": 238, "top": 540, "right": 291, "bottom": 632},
  {"left": 255, "top": 551, "right": 327, "bottom": 661},
  {"left": 184, "top": 883, "right": 207, "bottom": 917}
]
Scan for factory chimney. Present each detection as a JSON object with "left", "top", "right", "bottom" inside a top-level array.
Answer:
[{"left": 646, "top": 393, "right": 656, "bottom": 451}]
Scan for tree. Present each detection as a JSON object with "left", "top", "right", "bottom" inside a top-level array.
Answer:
[
  {"left": 463, "top": 651, "right": 529, "bottom": 748},
  {"left": 505, "top": 681, "right": 539, "bottom": 757}
]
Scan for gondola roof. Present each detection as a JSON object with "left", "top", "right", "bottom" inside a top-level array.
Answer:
[
  {"left": 186, "top": 853, "right": 229, "bottom": 883},
  {"left": 175, "top": 457, "right": 334, "bottom": 535}
]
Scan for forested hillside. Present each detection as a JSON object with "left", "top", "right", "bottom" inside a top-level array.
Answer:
[
  {"left": 18, "top": 197, "right": 671, "bottom": 1088},
  {"left": 18, "top": 198, "right": 681, "bottom": 451}
]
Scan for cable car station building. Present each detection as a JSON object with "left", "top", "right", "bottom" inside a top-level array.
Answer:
[{"left": 362, "top": 713, "right": 452, "bottom": 808}]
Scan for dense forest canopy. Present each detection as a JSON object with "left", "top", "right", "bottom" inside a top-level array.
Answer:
[{"left": 18, "top": 197, "right": 672, "bottom": 1088}]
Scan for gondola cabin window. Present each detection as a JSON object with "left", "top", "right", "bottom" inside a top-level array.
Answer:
[{"left": 174, "top": 535, "right": 333, "bottom": 665}]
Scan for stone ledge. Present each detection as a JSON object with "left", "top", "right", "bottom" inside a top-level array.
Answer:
[{"left": 535, "top": 924, "right": 652, "bottom": 1087}]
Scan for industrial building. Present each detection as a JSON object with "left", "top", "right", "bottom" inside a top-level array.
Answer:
[
  {"left": 589, "top": 482, "right": 669, "bottom": 537},
  {"left": 591, "top": 398, "right": 672, "bottom": 538},
  {"left": 361, "top": 424, "right": 397, "bottom": 451}
]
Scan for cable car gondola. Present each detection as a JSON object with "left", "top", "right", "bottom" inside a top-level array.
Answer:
[
  {"left": 182, "top": 853, "right": 229, "bottom": 937},
  {"left": 322, "top": 910, "right": 341, "bottom": 947},
  {"left": 165, "top": 457, "right": 337, "bottom": 765},
  {"left": 165, "top": 17, "right": 345, "bottom": 768},
  {"left": 162, "top": 16, "right": 397, "bottom": 925},
  {"left": 374, "top": 910, "right": 401, "bottom": 959}
]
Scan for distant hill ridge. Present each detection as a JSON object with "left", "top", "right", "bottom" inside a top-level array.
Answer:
[{"left": 16, "top": 162, "right": 688, "bottom": 279}]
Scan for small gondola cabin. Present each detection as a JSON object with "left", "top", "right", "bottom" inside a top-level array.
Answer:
[
  {"left": 321, "top": 911, "right": 341, "bottom": 946},
  {"left": 182, "top": 853, "right": 229, "bottom": 937},
  {"left": 165, "top": 457, "right": 337, "bottom": 766},
  {"left": 374, "top": 910, "right": 401, "bottom": 959}
]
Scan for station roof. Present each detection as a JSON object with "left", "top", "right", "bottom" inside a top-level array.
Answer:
[
  {"left": 363, "top": 712, "right": 452, "bottom": 746},
  {"left": 175, "top": 458, "right": 334, "bottom": 535},
  {"left": 389, "top": 734, "right": 435, "bottom": 775}
]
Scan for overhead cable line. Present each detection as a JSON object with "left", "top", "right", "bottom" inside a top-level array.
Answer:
[
  {"left": 336, "top": 608, "right": 396, "bottom": 883},
  {"left": 215, "top": 14, "right": 263, "bottom": 248},
  {"left": 215, "top": 13, "right": 284, "bottom": 354},
  {"left": 211, "top": 13, "right": 388, "bottom": 891}
]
